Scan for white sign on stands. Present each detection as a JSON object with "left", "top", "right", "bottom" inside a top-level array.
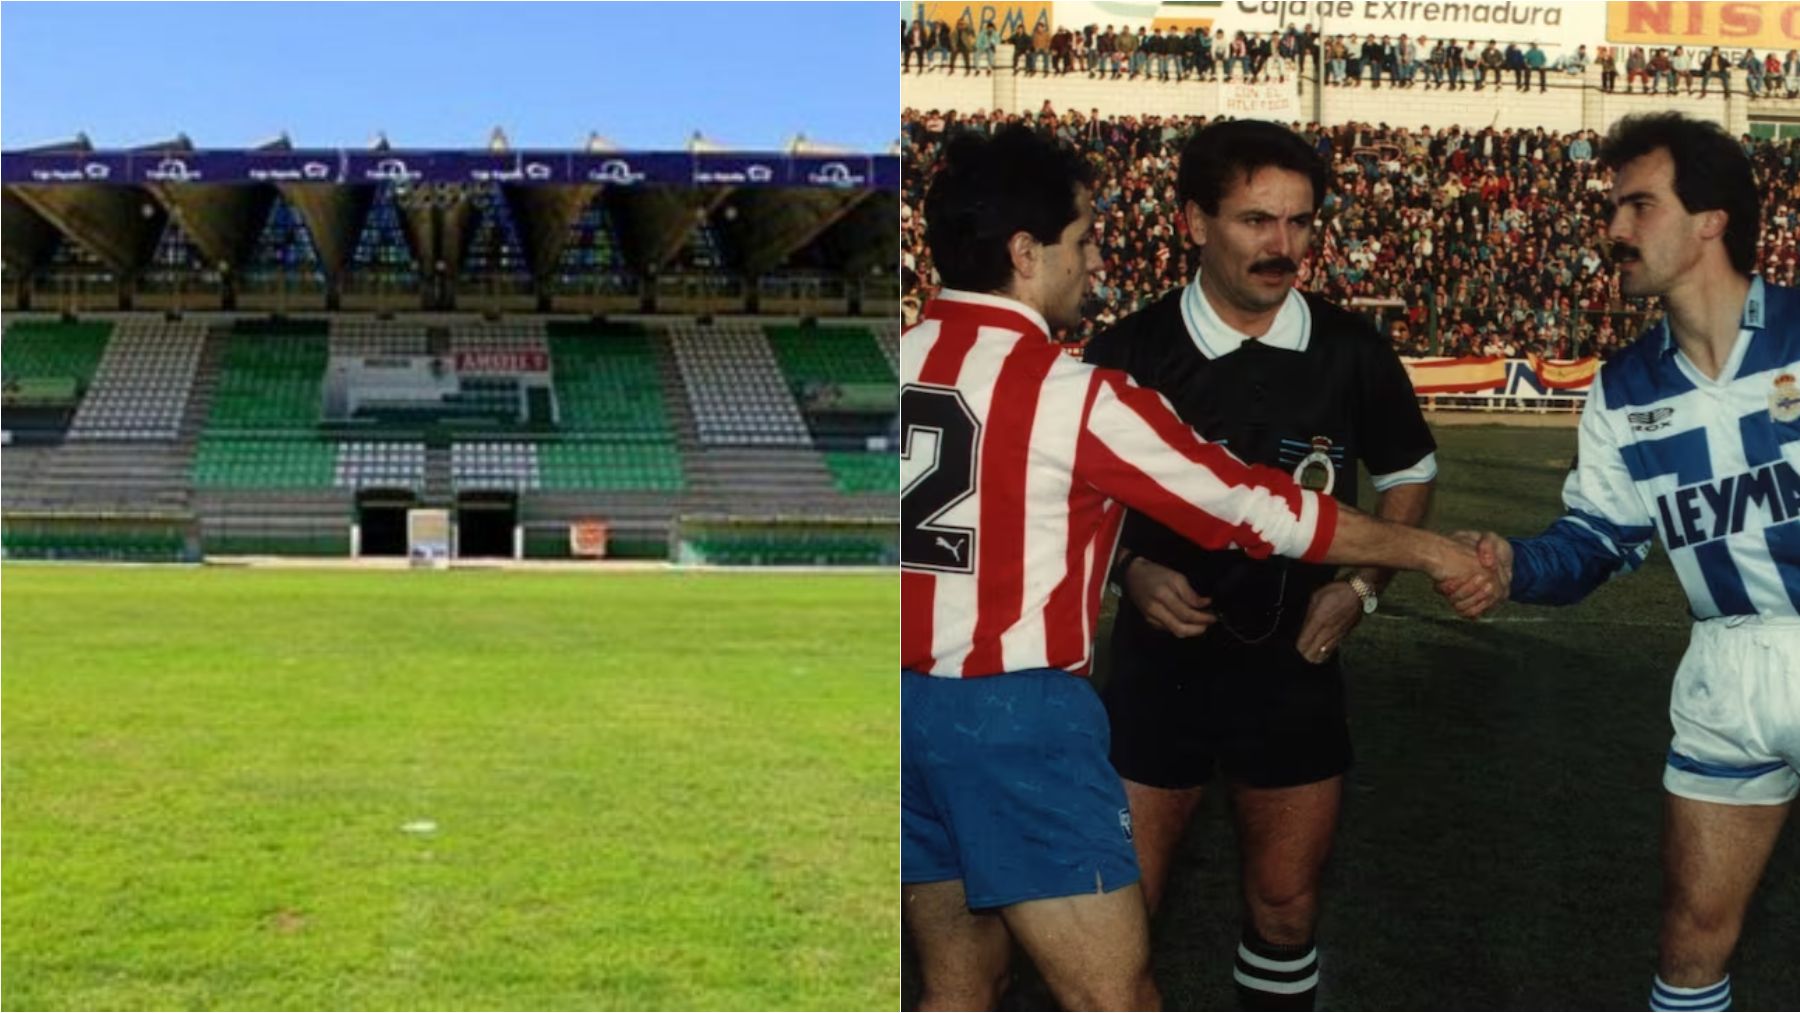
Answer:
[
  {"left": 1220, "top": 79, "right": 1305, "bottom": 123},
  {"left": 1025, "top": 1, "right": 1609, "bottom": 49}
]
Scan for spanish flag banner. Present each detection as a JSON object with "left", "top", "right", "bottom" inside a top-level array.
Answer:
[
  {"left": 1529, "top": 355, "right": 1600, "bottom": 390},
  {"left": 1402, "top": 357, "right": 1508, "bottom": 394}
]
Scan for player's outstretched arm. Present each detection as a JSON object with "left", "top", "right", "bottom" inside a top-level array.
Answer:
[
  {"left": 1313, "top": 508, "right": 1502, "bottom": 618},
  {"left": 1073, "top": 366, "right": 1500, "bottom": 616}
]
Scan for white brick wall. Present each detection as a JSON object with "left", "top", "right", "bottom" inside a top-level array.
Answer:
[{"left": 902, "top": 58, "right": 1800, "bottom": 135}]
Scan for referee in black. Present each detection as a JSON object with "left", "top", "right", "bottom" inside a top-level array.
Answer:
[{"left": 1085, "top": 119, "right": 1437, "bottom": 1011}]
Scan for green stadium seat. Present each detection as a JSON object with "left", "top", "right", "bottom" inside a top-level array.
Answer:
[
  {"left": 2, "top": 321, "right": 114, "bottom": 392},
  {"left": 823, "top": 452, "right": 898, "bottom": 494},
  {"left": 548, "top": 331, "right": 675, "bottom": 441},
  {"left": 765, "top": 325, "right": 898, "bottom": 391},
  {"left": 538, "top": 440, "right": 685, "bottom": 492}
]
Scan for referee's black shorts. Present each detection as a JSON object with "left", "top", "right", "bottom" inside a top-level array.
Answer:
[{"left": 1102, "top": 600, "right": 1353, "bottom": 790}]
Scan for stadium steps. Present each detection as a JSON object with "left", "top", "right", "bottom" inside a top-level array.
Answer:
[
  {"left": 17, "top": 441, "right": 195, "bottom": 514},
  {"left": 649, "top": 332, "right": 703, "bottom": 450},
  {"left": 195, "top": 489, "right": 354, "bottom": 556},
  {"left": 176, "top": 330, "right": 230, "bottom": 446},
  {"left": 0, "top": 446, "right": 56, "bottom": 511},
  {"left": 872, "top": 320, "right": 900, "bottom": 374},
  {"left": 424, "top": 444, "right": 454, "bottom": 505},
  {"left": 648, "top": 331, "right": 704, "bottom": 489},
  {"left": 682, "top": 447, "right": 844, "bottom": 512}
]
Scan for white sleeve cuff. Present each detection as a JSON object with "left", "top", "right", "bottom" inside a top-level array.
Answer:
[{"left": 1370, "top": 452, "right": 1438, "bottom": 491}]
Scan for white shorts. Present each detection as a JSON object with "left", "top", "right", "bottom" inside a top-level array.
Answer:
[{"left": 1664, "top": 615, "right": 1800, "bottom": 806}]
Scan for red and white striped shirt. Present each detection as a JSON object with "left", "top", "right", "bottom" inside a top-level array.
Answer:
[{"left": 901, "top": 289, "right": 1339, "bottom": 678}]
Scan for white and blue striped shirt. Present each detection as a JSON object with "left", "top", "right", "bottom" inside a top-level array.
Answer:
[{"left": 1512, "top": 277, "right": 1800, "bottom": 618}]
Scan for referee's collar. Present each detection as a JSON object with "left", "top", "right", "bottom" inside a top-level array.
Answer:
[
  {"left": 1180, "top": 268, "right": 1312, "bottom": 359},
  {"left": 1658, "top": 275, "right": 1766, "bottom": 358},
  {"left": 928, "top": 288, "right": 1052, "bottom": 341}
]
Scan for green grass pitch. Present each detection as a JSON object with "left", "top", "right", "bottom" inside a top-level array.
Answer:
[
  {"left": 906, "top": 423, "right": 1800, "bottom": 1010},
  {"left": 3, "top": 568, "right": 897, "bottom": 1011}
]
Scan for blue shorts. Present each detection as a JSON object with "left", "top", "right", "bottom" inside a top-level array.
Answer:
[{"left": 902, "top": 668, "right": 1140, "bottom": 910}]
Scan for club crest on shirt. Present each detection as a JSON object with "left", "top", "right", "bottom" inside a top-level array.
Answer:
[
  {"left": 1294, "top": 436, "right": 1337, "bottom": 494},
  {"left": 1771, "top": 373, "right": 1800, "bottom": 424}
]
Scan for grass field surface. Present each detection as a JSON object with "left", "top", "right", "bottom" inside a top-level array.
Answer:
[
  {"left": 905, "top": 424, "right": 1800, "bottom": 1010},
  {"left": 3, "top": 569, "right": 898, "bottom": 1011}
]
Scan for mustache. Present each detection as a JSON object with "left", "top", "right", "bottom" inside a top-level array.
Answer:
[
  {"left": 1611, "top": 244, "right": 1642, "bottom": 263},
  {"left": 1250, "top": 257, "right": 1300, "bottom": 274}
]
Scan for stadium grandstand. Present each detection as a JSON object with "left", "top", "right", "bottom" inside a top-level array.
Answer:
[
  {"left": 1, "top": 131, "right": 901, "bottom": 565},
  {"left": 902, "top": 0, "right": 1800, "bottom": 408}
]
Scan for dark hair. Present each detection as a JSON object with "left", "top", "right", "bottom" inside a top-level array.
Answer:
[
  {"left": 923, "top": 125, "right": 1094, "bottom": 293},
  {"left": 1600, "top": 112, "right": 1760, "bottom": 276},
  {"left": 1177, "top": 119, "right": 1327, "bottom": 218}
]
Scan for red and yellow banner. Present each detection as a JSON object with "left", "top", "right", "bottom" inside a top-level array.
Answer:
[
  {"left": 1403, "top": 357, "right": 1509, "bottom": 394},
  {"left": 1606, "top": 2, "right": 1800, "bottom": 50},
  {"left": 1529, "top": 355, "right": 1600, "bottom": 390}
]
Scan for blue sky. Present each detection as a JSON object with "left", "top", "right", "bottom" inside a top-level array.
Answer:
[{"left": 1, "top": 2, "right": 897, "bottom": 151}]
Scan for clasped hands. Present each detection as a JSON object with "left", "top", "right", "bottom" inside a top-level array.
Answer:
[{"left": 1433, "top": 530, "right": 1512, "bottom": 619}]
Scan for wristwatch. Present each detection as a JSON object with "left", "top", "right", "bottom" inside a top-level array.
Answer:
[{"left": 1347, "top": 575, "right": 1379, "bottom": 615}]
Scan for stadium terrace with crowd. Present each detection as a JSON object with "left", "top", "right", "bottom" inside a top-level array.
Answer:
[
  {"left": 902, "top": 19, "right": 1800, "bottom": 99},
  {"left": 900, "top": 108, "right": 1800, "bottom": 359}
]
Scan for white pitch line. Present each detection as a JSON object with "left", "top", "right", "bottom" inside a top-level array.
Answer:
[{"left": 1365, "top": 611, "right": 1688, "bottom": 629}]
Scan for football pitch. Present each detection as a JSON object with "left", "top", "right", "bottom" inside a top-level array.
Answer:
[
  {"left": 2, "top": 567, "right": 898, "bottom": 1011},
  {"left": 911, "top": 423, "right": 1800, "bottom": 1011}
]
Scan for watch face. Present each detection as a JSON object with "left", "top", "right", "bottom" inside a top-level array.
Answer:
[{"left": 1362, "top": 594, "right": 1379, "bottom": 615}]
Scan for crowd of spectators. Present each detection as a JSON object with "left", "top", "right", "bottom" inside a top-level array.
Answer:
[
  {"left": 900, "top": 107, "right": 1800, "bottom": 359},
  {"left": 900, "top": 19, "right": 1800, "bottom": 99}
]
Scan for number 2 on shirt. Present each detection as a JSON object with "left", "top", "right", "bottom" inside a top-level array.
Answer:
[{"left": 901, "top": 384, "right": 981, "bottom": 573}]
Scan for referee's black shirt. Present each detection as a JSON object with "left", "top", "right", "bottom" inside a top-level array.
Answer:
[{"left": 1085, "top": 285, "right": 1435, "bottom": 637}]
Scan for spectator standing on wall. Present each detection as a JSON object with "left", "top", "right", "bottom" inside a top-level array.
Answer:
[
  {"left": 1095, "top": 25, "right": 1117, "bottom": 78},
  {"left": 1227, "top": 30, "right": 1248, "bottom": 82},
  {"left": 1010, "top": 23, "right": 1033, "bottom": 73},
  {"left": 1030, "top": 20, "right": 1051, "bottom": 75},
  {"left": 1650, "top": 48, "right": 1674, "bottom": 94},
  {"left": 1052, "top": 24, "right": 1075, "bottom": 75},
  {"left": 1785, "top": 50, "right": 1799, "bottom": 97},
  {"left": 1118, "top": 24, "right": 1140, "bottom": 78},
  {"left": 1361, "top": 34, "right": 1383, "bottom": 87},
  {"left": 1599, "top": 45, "right": 1617, "bottom": 92},
  {"left": 1145, "top": 27, "right": 1167, "bottom": 81},
  {"left": 1627, "top": 45, "right": 1649, "bottom": 92},
  {"left": 1424, "top": 36, "right": 1443, "bottom": 88},
  {"left": 1672, "top": 45, "right": 1693, "bottom": 94},
  {"left": 1700, "top": 46, "right": 1730, "bottom": 96},
  {"left": 1255, "top": 30, "right": 1276, "bottom": 81},
  {"left": 903, "top": 19, "right": 925, "bottom": 73},
  {"left": 1481, "top": 40, "right": 1504, "bottom": 90},
  {"left": 1185, "top": 26, "right": 1207, "bottom": 82},
  {"left": 975, "top": 18, "right": 998, "bottom": 75},
  {"left": 952, "top": 14, "right": 975, "bottom": 76}
]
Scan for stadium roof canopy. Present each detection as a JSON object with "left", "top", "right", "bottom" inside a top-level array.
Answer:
[{"left": 0, "top": 134, "right": 899, "bottom": 283}]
